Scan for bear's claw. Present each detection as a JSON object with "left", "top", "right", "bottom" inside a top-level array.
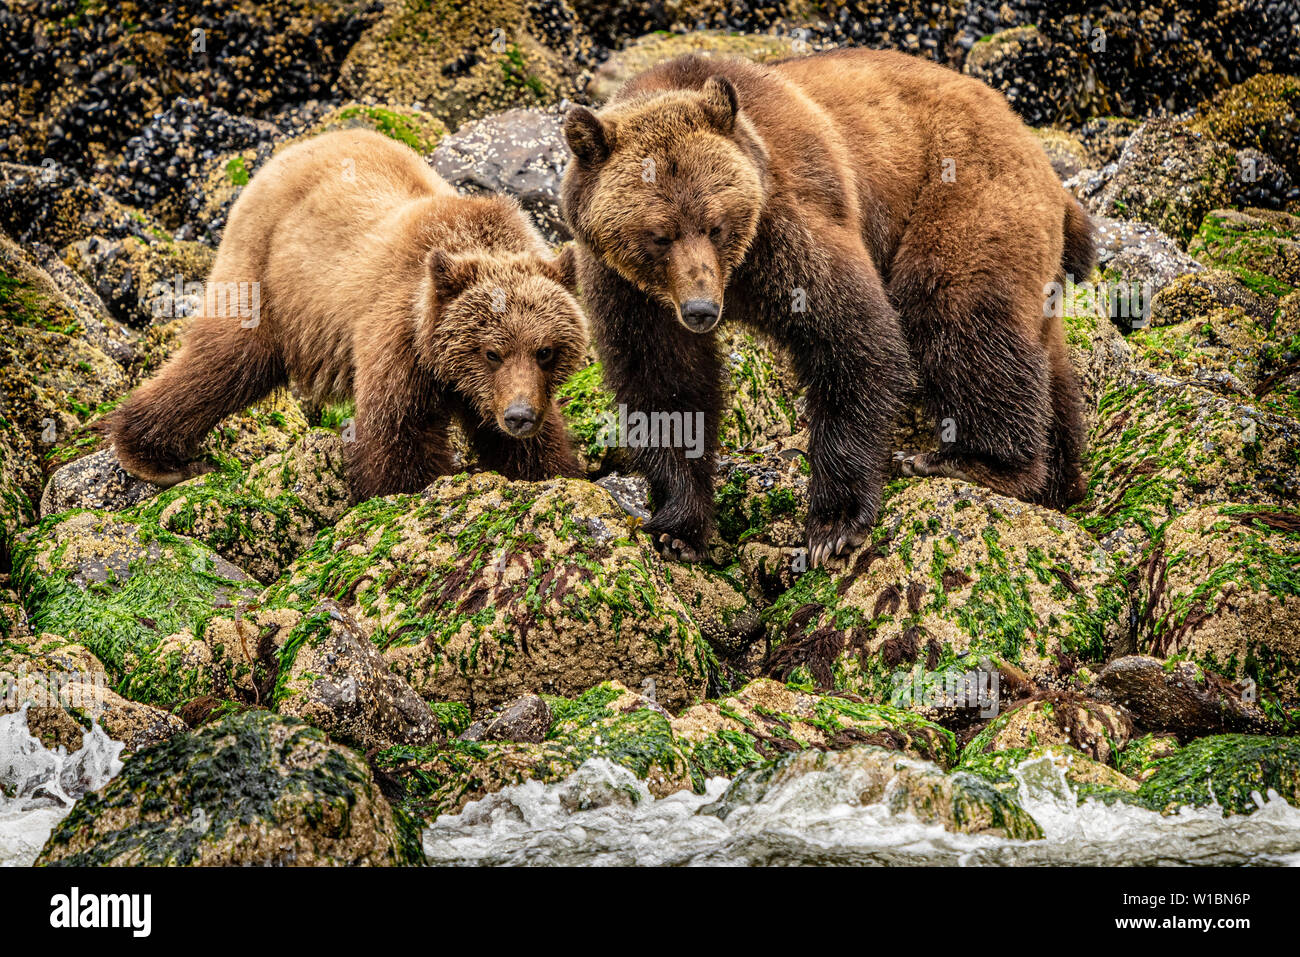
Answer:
[
  {"left": 893, "top": 450, "right": 971, "bottom": 481},
  {"left": 653, "top": 532, "right": 704, "bottom": 564},
  {"left": 806, "top": 515, "right": 869, "bottom": 567}
]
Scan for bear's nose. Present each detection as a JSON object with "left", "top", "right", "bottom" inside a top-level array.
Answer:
[
  {"left": 680, "top": 298, "right": 720, "bottom": 333},
  {"left": 503, "top": 401, "right": 539, "bottom": 436}
]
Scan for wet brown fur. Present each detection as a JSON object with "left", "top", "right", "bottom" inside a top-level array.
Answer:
[
  {"left": 562, "top": 49, "right": 1094, "bottom": 564},
  {"left": 111, "top": 129, "right": 587, "bottom": 499}
]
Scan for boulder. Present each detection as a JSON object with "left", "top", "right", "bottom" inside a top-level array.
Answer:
[
  {"left": 1138, "top": 733, "right": 1300, "bottom": 815},
  {"left": 1097, "top": 655, "right": 1276, "bottom": 739}
]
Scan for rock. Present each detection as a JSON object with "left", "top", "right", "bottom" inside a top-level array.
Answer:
[
  {"left": 338, "top": 0, "right": 596, "bottom": 127},
  {"left": 672, "top": 677, "right": 958, "bottom": 772},
  {"left": 126, "top": 428, "right": 349, "bottom": 584},
  {"left": 586, "top": 30, "right": 808, "bottom": 103},
  {"left": 260, "top": 471, "right": 716, "bottom": 711},
  {"left": 1078, "top": 374, "right": 1300, "bottom": 559},
  {"left": 960, "top": 744, "right": 1141, "bottom": 804},
  {"left": 766, "top": 479, "right": 1124, "bottom": 704},
  {"left": 664, "top": 562, "right": 762, "bottom": 659},
  {"left": 10, "top": 510, "right": 259, "bottom": 706},
  {"left": 1188, "top": 208, "right": 1300, "bottom": 297},
  {"left": 1138, "top": 733, "right": 1300, "bottom": 816},
  {"left": 63, "top": 233, "right": 217, "bottom": 329},
  {"left": 556, "top": 359, "right": 622, "bottom": 474},
  {"left": 460, "top": 694, "right": 551, "bottom": 743},
  {"left": 40, "top": 448, "right": 158, "bottom": 518},
  {"left": 1148, "top": 269, "right": 1278, "bottom": 330},
  {"left": 716, "top": 448, "right": 810, "bottom": 597},
  {"left": 376, "top": 681, "right": 695, "bottom": 821},
  {"left": 962, "top": 26, "right": 1092, "bottom": 127},
  {"left": 0, "top": 635, "right": 186, "bottom": 753},
  {"left": 718, "top": 326, "right": 803, "bottom": 452},
  {"left": 0, "top": 163, "right": 155, "bottom": 248},
  {"left": 1033, "top": 127, "right": 1091, "bottom": 180},
  {"left": 961, "top": 692, "right": 1133, "bottom": 766},
  {"left": 1115, "top": 732, "right": 1181, "bottom": 782},
  {"left": 1097, "top": 655, "right": 1275, "bottom": 740},
  {"left": 1133, "top": 505, "right": 1300, "bottom": 707},
  {"left": 1085, "top": 216, "right": 1204, "bottom": 304},
  {"left": 1076, "top": 117, "right": 1141, "bottom": 169},
  {"left": 0, "top": 417, "right": 39, "bottom": 566},
  {"left": 1060, "top": 275, "right": 1135, "bottom": 427},
  {"left": 37, "top": 711, "right": 420, "bottom": 866},
  {"left": 277, "top": 601, "right": 441, "bottom": 751},
  {"left": 1085, "top": 119, "right": 1238, "bottom": 244},
  {"left": 1191, "top": 74, "right": 1300, "bottom": 184},
  {"left": 432, "top": 107, "right": 570, "bottom": 244},
  {"left": 701, "top": 744, "right": 1043, "bottom": 839}
]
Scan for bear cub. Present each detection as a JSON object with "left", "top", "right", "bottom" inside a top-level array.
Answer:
[
  {"left": 111, "top": 129, "right": 588, "bottom": 500},
  {"left": 562, "top": 49, "right": 1094, "bottom": 566}
]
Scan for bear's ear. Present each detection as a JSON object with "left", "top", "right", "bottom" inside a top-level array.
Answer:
[
  {"left": 427, "top": 249, "right": 479, "bottom": 300},
  {"left": 700, "top": 75, "right": 739, "bottom": 135},
  {"left": 564, "top": 106, "right": 614, "bottom": 167},
  {"left": 539, "top": 245, "right": 578, "bottom": 292}
]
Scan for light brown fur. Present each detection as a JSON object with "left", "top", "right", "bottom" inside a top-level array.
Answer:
[
  {"left": 563, "top": 50, "right": 1093, "bottom": 565},
  {"left": 112, "top": 129, "right": 587, "bottom": 498}
]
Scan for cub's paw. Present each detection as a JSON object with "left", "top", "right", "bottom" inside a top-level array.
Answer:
[
  {"left": 650, "top": 532, "right": 705, "bottom": 564},
  {"left": 805, "top": 512, "right": 871, "bottom": 568},
  {"left": 893, "top": 450, "right": 971, "bottom": 481}
]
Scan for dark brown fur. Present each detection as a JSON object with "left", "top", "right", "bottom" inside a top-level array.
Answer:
[
  {"left": 562, "top": 49, "right": 1093, "bottom": 565},
  {"left": 111, "top": 129, "right": 587, "bottom": 499}
]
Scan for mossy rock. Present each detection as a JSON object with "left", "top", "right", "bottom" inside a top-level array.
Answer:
[
  {"left": 703, "top": 743, "right": 1044, "bottom": 839},
  {"left": 37, "top": 710, "right": 421, "bottom": 866},
  {"left": 586, "top": 30, "right": 807, "bottom": 103},
  {"left": 261, "top": 471, "right": 715, "bottom": 711},
  {"left": 671, "top": 678, "right": 958, "bottom": 774},
  {"left": 766, "top": 479, "right": 1124, "bottom": 704},
  {"left": 0, "top": 413, "right": 39, "bottom": 565},
  {"left": 960, "top": 692, "right": 1132, "bottom": 766},
  {"left": 10, "top": 510, "right": 259, "bottom": 706},
  {"left": 0, "top": 633, "right": 186, "bottom": 753},
  {"left": 1077, "top": 373, "right": 1300, "bottom": 559},
  {"left": 1188, "top": 208, "right": 1300, "bottom": 297},
  {"left": 1135, "top": 504, "right": 1300, "bottom": 709},
  {"left": 1116, "top": 732, "right": 1180, "bottom": 783},
  {"left": 1191, "top": 74, "right": 1300, "bottom": 181},
  {"left": 713, "top": 448, "right": 809, "bottom": 596},
  {"left": 1091, "top": 118, "right": 1237, "bottom": 244},
  {"left": 1059, "top": 271, "right": 1135, "bottom": 429},
  {"left": 959, "top": 744, "right": 1141, "bottom": 806},
  {"left": 126, "top": 429, "right": 349, "bottom": 584},
  {"left": 308, "top": 102, "right": 448, "bottom": 155},
  {"left": 718, "top": 326, "right": 802, "bottom": 453},
  {"left": 376, "top": 681, "right": 695, "bottom": 821},
  {"left": 555, "top": 358, "right": 620, "bottom": 474},
  {"left": 1148, "top": 268, "right": 1279, "bottom": 331},
  {"left": 663, "top": 561, "right": 761, "bottom": 659},
  {"left": 338, "top": 0, "right": 593, "bottom": 126},
  {"left": 63, "top": 233, "right": 217, "bottom": 329},
  {"left": 1032, "top": 127, "right": 1091, "bottom": 180},
  {"left": 1137, "top": 733, "right": 1300, "bottom": 815}
]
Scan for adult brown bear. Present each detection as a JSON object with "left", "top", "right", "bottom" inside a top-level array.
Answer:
[
  {"left": 111, "top": 129, "right": 587, "bottom": 500},
  {"left": 561, "top": 49, "right": 1094, "bottom": 566}
]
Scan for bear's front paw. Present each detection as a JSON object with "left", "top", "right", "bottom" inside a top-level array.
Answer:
[
  {"left": 650, "top": 532, "right": 705, "bottom": 564},
  {"left": 893, "top": 450, "right": 971, "bottom": 481},
  {"left": 806, "top": 511, "right": 871, "bottom": 568}
]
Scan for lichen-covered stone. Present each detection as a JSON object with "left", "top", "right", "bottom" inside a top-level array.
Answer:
[
  {"left": 37, "top": 710, "right": 420, "bottom": 866},
  {"left": 262, "top": 471, "right": 716, "bottom": 711},
  {"left": 1188, "top": 208, "right": 1300, "bottom": 298},
  {"left": 961, "top": 692, "right": 1133, "bottom": 766},
  {"left": 1134, "top": 505, "right": 1300, "bottom": 709},
  {"left": 1033, "top": 126, "right": 1092, "bottom": 180},
  {"left": 1086, "top": 119, "right": 1237, "bottom": 243},
  {"left": 703, "top": 744, "right": 1044, "bottom": 840},
  {"left": 766, "top": 479, "right": 1124, "bottom": 704},
  {"left": 10, "top": 510, "right": 259, "bottom": 706},
  {"left": 556, "top": 359, "right": 620, "bottom": 474},
  {"left": 587, "top": 30, "right": 807, "bottom": 103},
  {"left": 672, "top": 678, "right": 958, "bottom": 773},
  {"left": 1078, "top": 374, "right": 1300, "bottom": 558},
  {"left": 1137, "top": 733, "right": 1300, "bottom": 815}
]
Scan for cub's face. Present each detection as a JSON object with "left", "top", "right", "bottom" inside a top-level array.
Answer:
[
  {"left": 420, "top": 248, "right": 587, "bottom": 438},
  {"left": 562, "top": 76, "right": 765, "bottom": 334}
]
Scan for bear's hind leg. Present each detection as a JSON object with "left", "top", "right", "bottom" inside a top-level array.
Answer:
[
  {"left": 892, "top": 286, "right": 1053, "bottom": 503},
  {"left": 1037, "top": 327, "right": 1087, "bottom": 508},
  {"left": 110, "top": 316, "right": 285, "bottom": 485}
]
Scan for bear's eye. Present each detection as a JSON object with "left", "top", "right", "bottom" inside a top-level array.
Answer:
[
  {"left": 536, "top": 346, "right": 554, "bottom": 365},
  {"left": 485, "top": 349, "right": 502, "bottom": 364},
  {"left": 709, "top": 224, "right": 724, "bottom": 240},
  {"left": 651, "top": 235, "right": 672, "bottom": 248}
]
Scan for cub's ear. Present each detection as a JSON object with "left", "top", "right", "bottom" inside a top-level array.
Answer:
[
  {"left": 564, "top": 106, "right": 614, "bottom": 166},
  {"left": 700, "top": 75, "right": 739, "bottom": 134},
  {"left": 539, "top": 245, "right": 578, "bottom": 292},
  {"left": 427, "top": 249, "right": 479, "bottom": 299}
]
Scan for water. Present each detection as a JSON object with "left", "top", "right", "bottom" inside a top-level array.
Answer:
[
  {"left": 0, "top": 706, "right": 124, "bottom": 867},
  {"left": 423, "top": 755, "right": 1300, "bottom": 866}
]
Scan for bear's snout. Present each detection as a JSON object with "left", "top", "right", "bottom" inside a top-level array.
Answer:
[
  {"left": 679, "top": 298, "right": 721, "bottom": 333},
  {"left": 502, "top": 399, "right": 541, "bottom": 437}
]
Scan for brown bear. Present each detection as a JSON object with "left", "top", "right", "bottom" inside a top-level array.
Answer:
[
  {"left": 561, "top": 49, "right": 1094, "bottom": 566},
  {"left": 111, "top": 129, "right": 588, "bottom": 499}
]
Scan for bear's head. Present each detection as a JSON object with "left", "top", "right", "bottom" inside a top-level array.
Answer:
[
  {"left": 562, "top": 75, "right": 767, "bottom": 334},
  {"left": 418, "top": 246, "right": 587, "bottom": 439}
]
